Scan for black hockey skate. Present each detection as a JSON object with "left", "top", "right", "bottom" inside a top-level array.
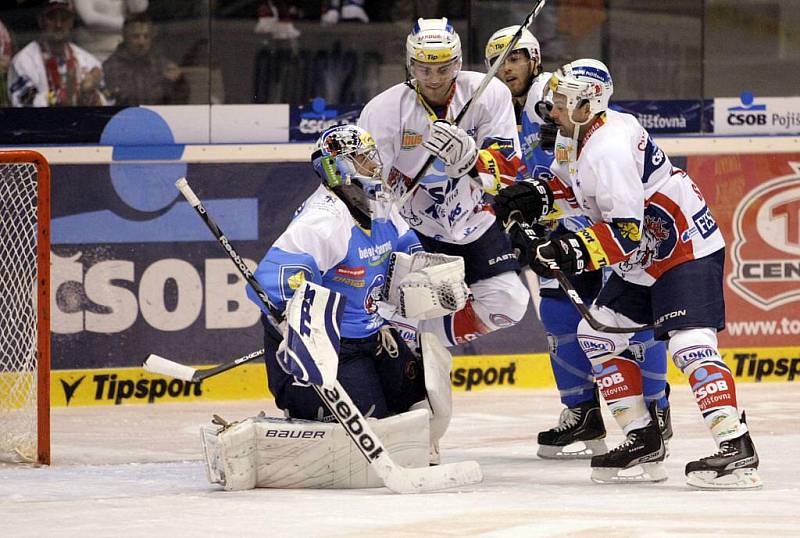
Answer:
[
  {"left": 537, "top": 395, "right": 607, "bottom": 459},
  {"left": 656, "top": 383, "right": 673, "bottom": 443},
  {"left": 685, "top": 412, "right": 762, "bottom": 489},
  {"left": 590, "top": 403, "right": 666, "bottom": 483},
  {"left": 654, "top": 383, "right": 673, "bottom": 458}
]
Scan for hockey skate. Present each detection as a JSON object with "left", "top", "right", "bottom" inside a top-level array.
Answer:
[
  {"left": 537, "top": 397, "right": 607, "bottom": 459},
  {"left": 590, "top": 403, "right": 666, "bottom": 483},
  {"left": 655, "top": 383, "right": 673, "bottom": 457},
  {"left": 656, "top": 383, "right": 673, "bottom": 441},
  {"left": 685, "top": 412, "right": 762, "bottom": 490}
]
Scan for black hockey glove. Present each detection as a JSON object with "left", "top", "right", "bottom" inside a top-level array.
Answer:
[
  {"left": 534, "top": 100, "right": 557, "bottom": 152},
  {"left": 506, "top": 219, "right": 546, "bottom": 268},
  {"left": 538, "top": 121, "right": 558, "bottom": 152},
  {"left": 492, "top": 178, "right": 555, "bottom": 226},
  {"left": 529, "top": 233, "right": 589, "bottom": 278}
]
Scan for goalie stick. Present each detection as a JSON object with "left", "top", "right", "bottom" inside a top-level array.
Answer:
[
  {"left": 170, "top": 177, "right": 483, "bottom": 494},
  {"left": 144, "top": 348, "right": 265, "bottom": 382},
  {"left": 397, "top": 0, "right": 548, "bottom": 207}
]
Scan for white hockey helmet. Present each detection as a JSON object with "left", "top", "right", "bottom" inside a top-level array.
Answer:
[
  {"left": 312, "top": 125, "right": 383, "bottom": 202},
  {"left": 484, "top": 25, "right": 540, "bottom": 69},
  {"left": 548, "top": 59, "right": 613, "bottom": 125},
  {"left": 406, "top": 18, "right": 462, "bottom": 70}
]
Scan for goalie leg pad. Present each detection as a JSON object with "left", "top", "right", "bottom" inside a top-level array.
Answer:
[
  {"left": 410, "top": 332, "right": 454, "bottom": 465},
  {"left": 419, "top": 332, "right": 453, "bottom": 443},
  {"left": 201, "top": 410, "right": 430, "bottom": 490}
]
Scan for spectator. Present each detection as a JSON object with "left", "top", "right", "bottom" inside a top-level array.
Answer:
[
  {"left": 322, "top": 0, "right": 369, "bottom": 24},
  {"left": 254, "top": 1, "right": 301, "bottom": 39},
  {"left": 103, "top": 13, "right": 188, "bottom": 105},
  {"left": 73, "top": 0, "right": 148, "bottom": 62},
  {"left": 1, "top": 19, "right": 13, "bottom": 106},
  {"left": 8, "top": 0, "right": 110, "bottom": 106}
]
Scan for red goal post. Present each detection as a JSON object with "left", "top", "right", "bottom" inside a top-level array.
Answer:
[{"left": 0, "top": 150, "right": 51, "bottom": 465}]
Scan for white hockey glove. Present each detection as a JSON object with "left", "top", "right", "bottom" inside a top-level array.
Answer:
[
  {"left": 383, "top": 252, "right": 470, "bottom": 320},
  {"left": 422, "top": 120, "right": 479, "bottom": 178}
]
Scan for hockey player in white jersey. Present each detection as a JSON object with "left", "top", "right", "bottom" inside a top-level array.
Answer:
[
  {"left": 494, "top": 58, "right": 761, "bottom": 489},
  {"left": 485, "top": 27, "right": 672, "bottom": 459},
  {"left": 358, "top": 18, "right": 529, "bottom": 347}
]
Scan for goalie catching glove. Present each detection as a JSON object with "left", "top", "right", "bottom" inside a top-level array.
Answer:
[
  {"left": 383, "top": 252, "right": 470, "bottom": 320},
  {"left": 422, "top": 119, "right": 479, "bottom": 178}
]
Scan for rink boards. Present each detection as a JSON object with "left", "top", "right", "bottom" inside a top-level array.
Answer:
[
  {"left": 28, "top": 345, "right": 798, "bottom": 407},
  {"left": 1, "top": 137, "right": 798, "bottom": 407}
]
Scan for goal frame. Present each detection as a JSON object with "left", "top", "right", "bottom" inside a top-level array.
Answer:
[{"left": 0, "top": 150, "right": 51, "bottom": 465}]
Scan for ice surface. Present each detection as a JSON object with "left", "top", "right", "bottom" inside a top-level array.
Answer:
[{"left": 1, "top": 383, "right": 797, "bottom": 537}]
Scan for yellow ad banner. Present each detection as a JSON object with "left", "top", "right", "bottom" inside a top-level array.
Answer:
[{"left": 40, "top": 346, "right": 799, "bottom": 407}]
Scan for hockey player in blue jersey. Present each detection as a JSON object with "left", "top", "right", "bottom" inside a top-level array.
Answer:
[
  {"left": 246, "top": 124, "right": 468, "bottom": 429},
  {"left": 484, "top": 26, "right": 672, "bottom": 458},
  {"left": 198, "top": 126, "right": 472, "bottom": 489}
]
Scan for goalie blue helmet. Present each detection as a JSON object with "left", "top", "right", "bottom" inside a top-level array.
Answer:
[{"left": 312, "top": 125, "right": 384, "bottom": 224}]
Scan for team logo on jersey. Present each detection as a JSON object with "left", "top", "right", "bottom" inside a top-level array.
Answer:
[
  {"left": 728, "top": 163, "right": 800, "bottom": 310},
  {"left": 288, "top": 270, "right": 307, "bottom": 290},
  {"left": 401, "top": 129, "right": 423, "bottom": 150},
  {"left": 279, "top": 265, "right": 313, "bottom": 302},
  {"left": 619, "top": 204, "right": 677, "bottom": 272},
  {"left": 364, "top": 274, "right": 386, "bottom": 314}
]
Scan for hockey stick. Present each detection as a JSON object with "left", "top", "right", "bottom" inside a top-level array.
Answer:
[
  {"left": 551, "top": 269, "right": 660, "bottom": 334},
  {"left": 505, "top": 213, "right": 660, "bottom": 334},
  {"left": 397, "top": 0, "right": 548, "bottom": 207},
  {"left": 174, "top": 177, "right": 483, "bottom": 493},
  {"left": 144, "top": 348, "right": 265, "bottom": 382}
]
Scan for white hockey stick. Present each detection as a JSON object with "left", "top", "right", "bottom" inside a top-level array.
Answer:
[{"left": 174, "top": 177, "right": 483, "bottom": 493}]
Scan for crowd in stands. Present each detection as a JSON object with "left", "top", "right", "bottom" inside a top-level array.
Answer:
[
  {"left": 1, "top": 0, "right": 188, "bottom": 106},
  {"left": 0, "top": 0, "right": 468, "bottom": 107}
]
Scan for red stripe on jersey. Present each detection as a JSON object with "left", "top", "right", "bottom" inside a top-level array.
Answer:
[{"left": 586, "top": 222, "right": 630, "bottom": 269}]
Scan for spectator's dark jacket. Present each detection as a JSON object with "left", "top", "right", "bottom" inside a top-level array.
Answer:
[{"left": 103, "top": 44, "right": 189, "bottom": 105}]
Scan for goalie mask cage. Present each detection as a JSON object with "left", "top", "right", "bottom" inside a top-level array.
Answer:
[{"left": 0, "top": 150, "right": 50, "bottom": 465}]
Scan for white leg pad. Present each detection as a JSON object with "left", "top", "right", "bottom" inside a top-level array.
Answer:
[
  {"left": 418, "top": 332, "right": 453, "bottom": 443},
  {"left": 201, "top": 409, "right": 430, "bottom": 490}
]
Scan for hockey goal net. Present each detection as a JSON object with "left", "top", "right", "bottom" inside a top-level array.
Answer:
[{"left": 0, "top": 150, "right": 50, "bottom": 465}]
